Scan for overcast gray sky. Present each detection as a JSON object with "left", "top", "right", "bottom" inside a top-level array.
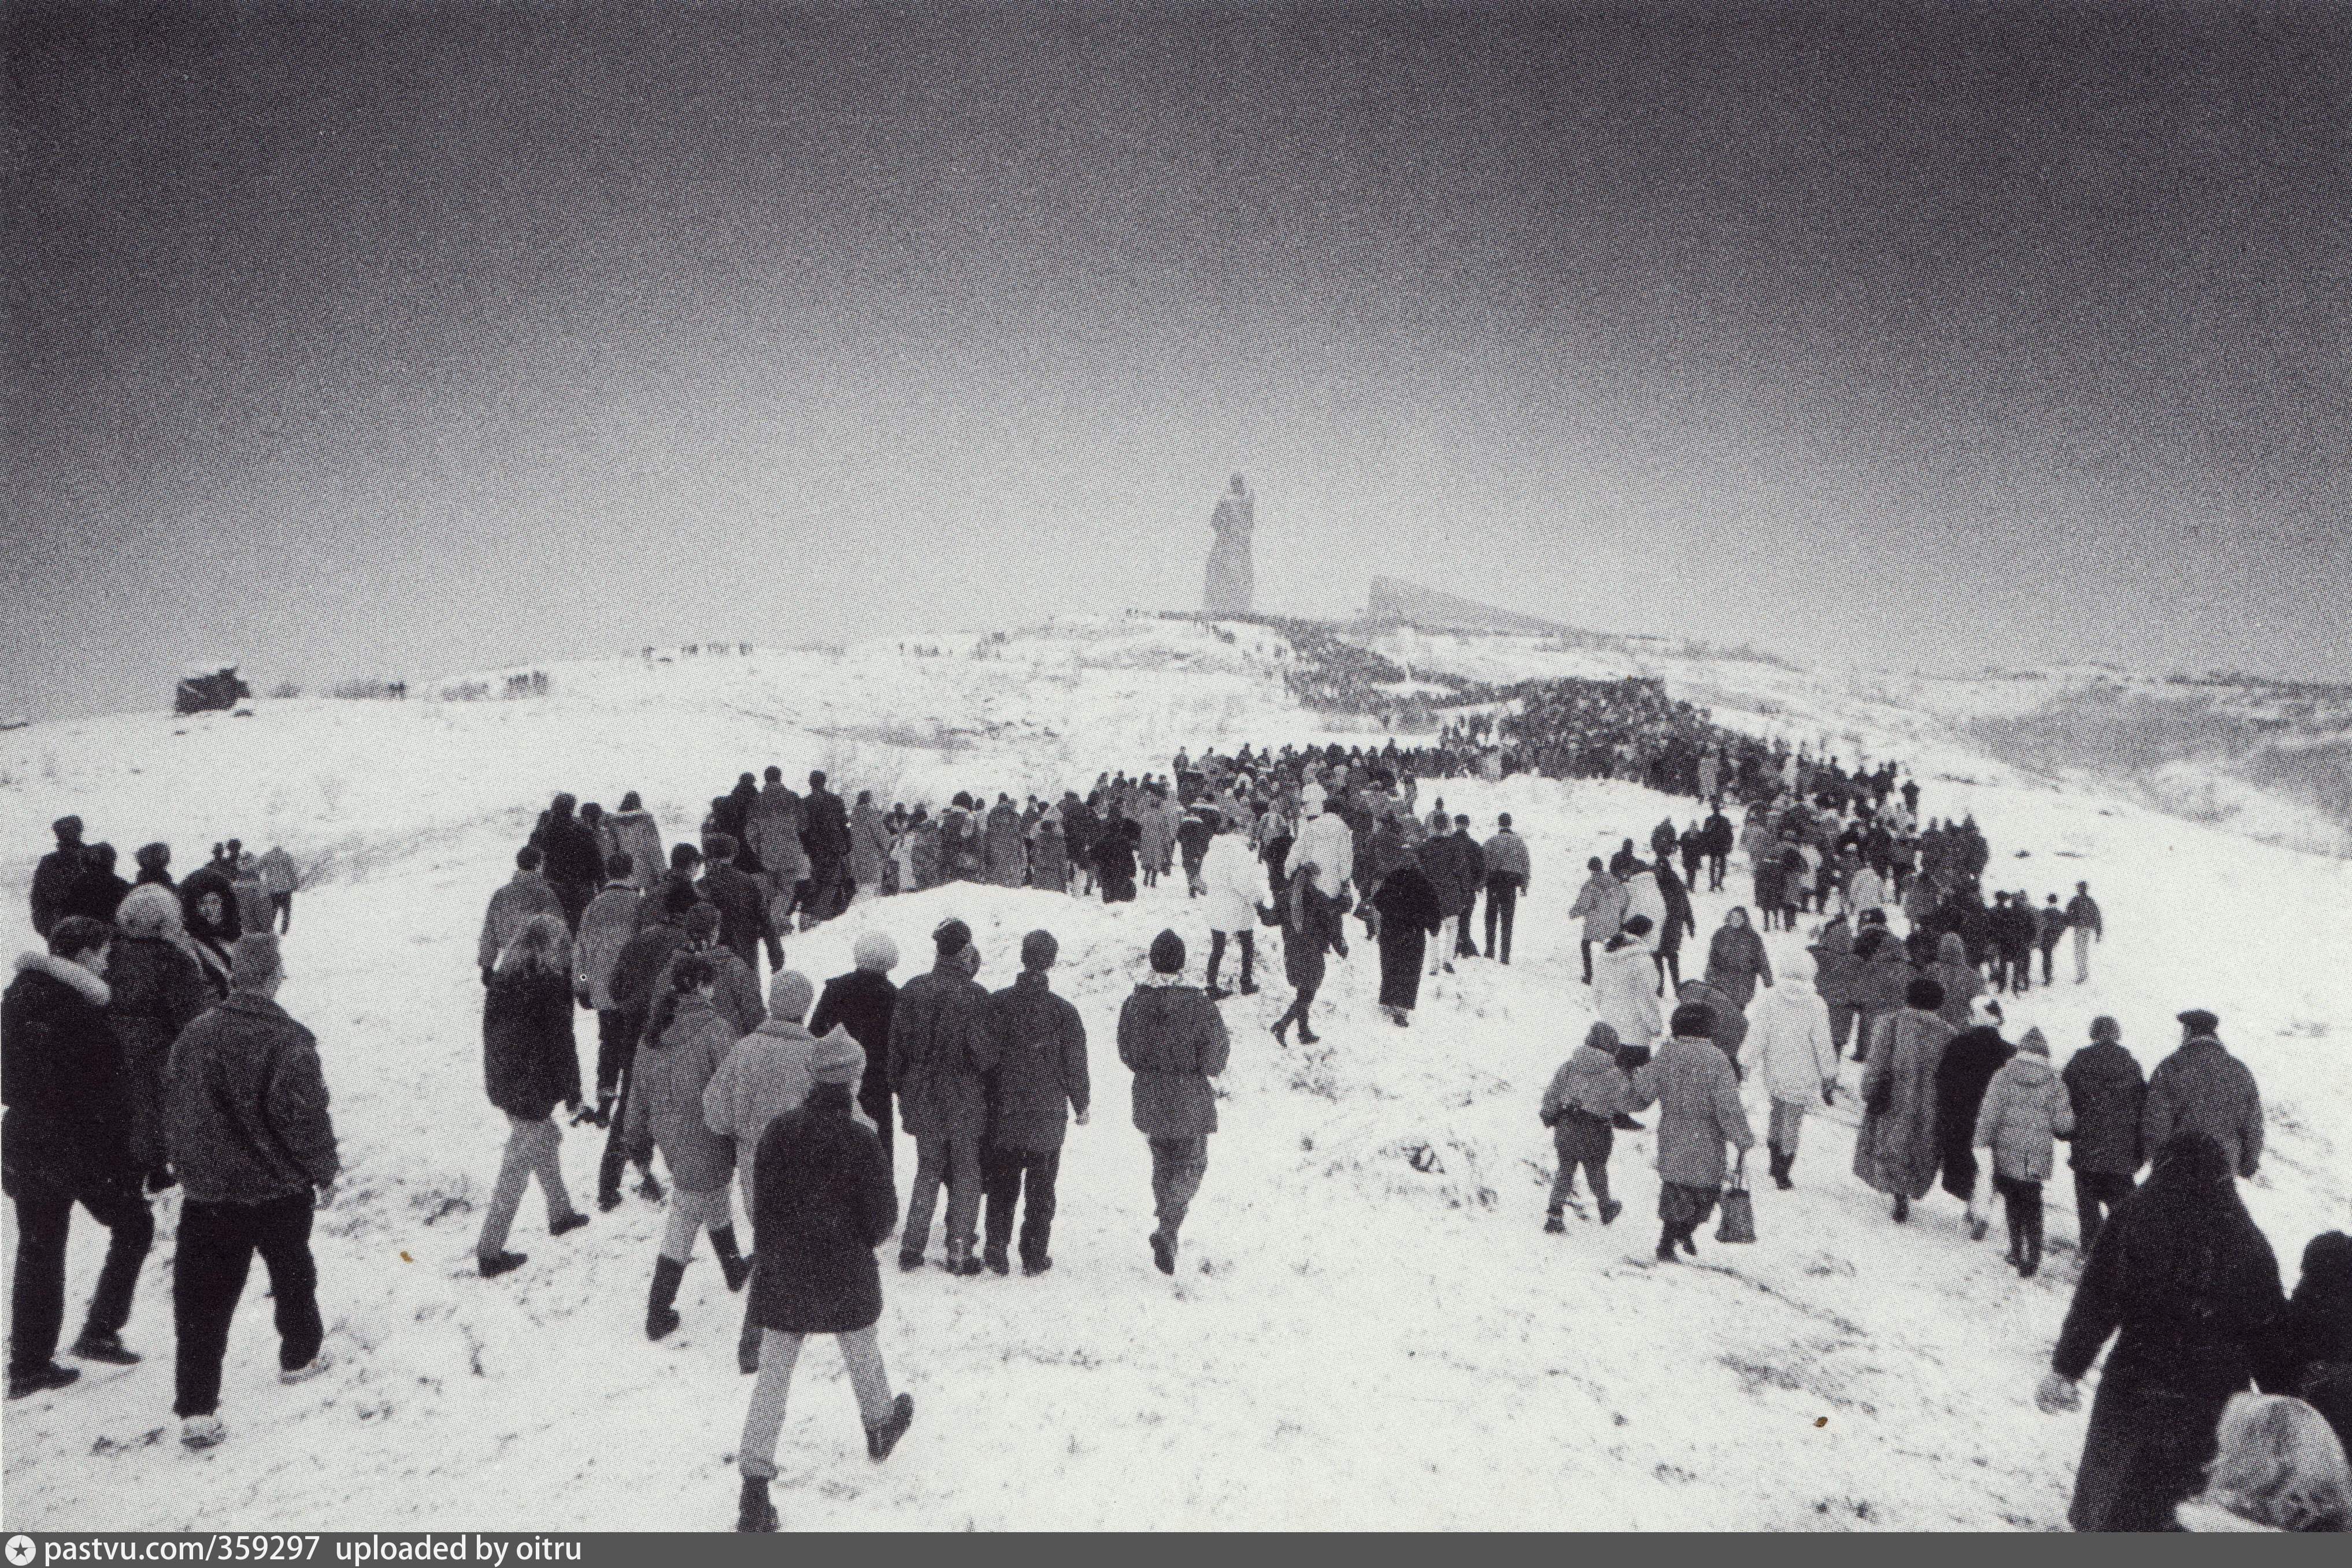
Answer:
[{"left": 5, "top": 1, "right": 2347, "bottom": 720}]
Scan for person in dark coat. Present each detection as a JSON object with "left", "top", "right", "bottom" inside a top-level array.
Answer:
[
  {"left": 4, "top": 917, "right": 153, "bottom": 1399},
  {"left": 1094, "top": 816, "right": 1140, "bottom": 904},
  {"left": 2062, "top": 1015, "right": 2146, "bottom": 1255},
  {"left": 164, "top": 935, "right": 339, "bottom": 1448},
  {"left": 733, "top": 1036, "right": 914, "bottom": 1532},
  {"left": 888, "top": 920, "right": 997, "bottom": 1275},
  {"left": 179, "top": 857, "right": 242, "bottom": 949},
  {"left": 697, "top": 835, "right": 784, "bottom": 985},
  {"left": 1368, "top": 859, "right": 1442, "bottom": 1025},
  {"left": 2039, "top": 1132, "right": 2287, "bottom": 1532},
  {"left": 808, "top": 931, "right": 901, "bottom": 1178},
  {"left": 1269, "top": 865, "right": 1334, "bottom": 1046},
  {"left": 2260, "top": 1232, "right": 2352, "bottom": 1454},
  {"left": 2142, "top": 1009, "right": 2265, "bottom": 1181},
  {"left": 1807, "top": 918, "right": 1864, "bottom": 1057},
  {"left": 1701, "top": 908, "right": 1773, "bottom": 1009},
  {"left": 473, "top": 914, "right": 589, "bottom": 1276},
  {"left": 1117, "top": 931, "right": 1228, "bottom": 1275},
  {"left": 1936, "top": 998, "right": 2016, "bottom": 1241},
  {"left": 105, "top": 885, "right": 210, "bottom": 1193},
  {"left": 29, "top": 817, "right": 87, "bottom": 939},
  {"left": 595, "top": 883, "right": 697, "bottom": 1210},
  {"left": 528, "top": 793, "right": 604, "bottom": 932},
  {"left": 799, "top": 772, "right": 854, "bottom": 924},
  {"left": 1417, "top": 815, "right": 1484, "bottom": 964},
  {"left": 1627, "top": 1003, "right": 1755, "bottom": 1262},
  {"left": 60, "top": 844, "right": 131, "bottom": 927},
  {"left": 131, "top": 842, "right": 175, "bottom": 894},
  {"left": 979, "top": 931, "right": 1089, "bottom": 1276},
  {"left": 1652, "top": 857, "right": 1694, "bottom": 995}
]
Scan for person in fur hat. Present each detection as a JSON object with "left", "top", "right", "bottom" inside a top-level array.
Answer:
[
  {"left": 1116, "top": 931, "right": 1227, "bottom": 1275},
  {"left": 1973, "top": 1025, "right": 2075, "bottom": 1276}
]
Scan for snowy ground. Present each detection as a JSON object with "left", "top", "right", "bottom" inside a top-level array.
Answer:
[{"left": 4, "top": 617, "right": 2348, "bottom": 1530}]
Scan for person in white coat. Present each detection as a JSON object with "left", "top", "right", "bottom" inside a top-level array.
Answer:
[
  {"left": 1753, "top": 948, "right": 1839, "bottom": 1189},
  {"left": 1199, "top": 817, "right": 1262, "bottom": 1000},
  {"left": 1284, "top": 791, "right": 1354, "bottom": 905},
  {"left": 1592, "top": 917, "right": 1662, "bottom": 1062}
]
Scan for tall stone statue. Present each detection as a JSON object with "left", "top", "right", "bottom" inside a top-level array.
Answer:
[{"left": 1204, "top": 473, "right": 1255, "bottom": 616}]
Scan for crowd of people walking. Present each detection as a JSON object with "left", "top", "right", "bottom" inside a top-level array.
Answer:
[{"left": 8, "top": 691, "right": 2346, "bottom": 1532}]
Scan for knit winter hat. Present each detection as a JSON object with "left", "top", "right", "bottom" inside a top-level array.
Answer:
[
  {"left": 134, "top": 842, "right": 170, "bottom": 871},
  {"left": 681, "top": 902, "right": 721, "bottom": 939},
  {"left": 2089, "top": 1015, "right": 2121, "bottom": 1042},
  {"left": 1149, "top": 929, "right": 1186, "bottom": 974},
  {"left": 1021, "top": 930, "right": 1058, "bottom": 970},
  {"left": 2018, "top": 1026, "right": 2050, "bottom": 1057},
  {"left": 853, "top": 931, "right": 899, "bottom": 972},
  {"left": 1906, "top": 977, "right": 1946, "bottom": 1011},
  {"left": 767, "top": 970, "right": 814, "bottom": 1023},
  {"left": 933, "top": 918, "right": 972, "bottom": 957},
  {"left": 809, "top": 1031, "right": 865, "bottom": 1085},
  {"left": 1583, "top": 1020, "right": 1622, "bottom": 1054},
  {"left": 229, "top": 934, "right": 283, "bottom": 992}
]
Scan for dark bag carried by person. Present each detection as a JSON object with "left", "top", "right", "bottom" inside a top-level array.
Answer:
[{"left": 1716, "top": 1172, "right": 1757, "bottom": 1244}]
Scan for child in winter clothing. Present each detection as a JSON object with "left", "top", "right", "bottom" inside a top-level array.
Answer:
[
  {"left": 1973, "top": 1025, "right": 2075, "bottom": 1276},
  {"left": 1539, "top": 1022, "right": 1629, "bottom": 1229}
]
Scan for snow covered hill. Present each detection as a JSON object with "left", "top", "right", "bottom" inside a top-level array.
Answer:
[{"left": 3, "top": 616, "right": 2347, "bottom": 1531}]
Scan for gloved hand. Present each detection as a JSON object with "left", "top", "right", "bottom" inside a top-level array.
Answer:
[
  {"left": 314, "top": 1178, "right": 339, "bottom": 1211},
  {"left": 1075, "top": 1110, "right": 1090, "bottom": 1128},
  {"left": 2035, "top": 1371, "right": 2080, "bottom": 1414}
]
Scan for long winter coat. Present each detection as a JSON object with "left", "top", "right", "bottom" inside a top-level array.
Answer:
[
  {"left": 1753, "top": 983, "right": 1838, "bottom": 1107},
  {"left": 984, "top": 803, "right": 1026, "bottom": 888},
  {"left": 1029, "top": 821, "right": 1069, "bottom": 893},
  {"left": 2, "top": 954, "right": 135, "bottom": 1191},
  {"left": 1808, "top": 924, "right": 1864, "bottom": 1010},
  {"left": 1116, "top": 978, "right": 1228, "bottom": 1137},
  {"left": 2054, "top": 1166, "right": 2286, "bottom": 1532},
  {"left": 2263, "top": 1232, "right": 2352, "bottom": 1452},
  {"left": 1592, "top": 938, "right": 1661, "bottom": 1051},
  {"left": 1853, "top": 1007, "right": 1956, "bottom": 1200},
  {"left": 1935, "top": 1025, "right": 2014, "bottom": 1172},
  {"left": 2142, "top": 1038, "right": 2265, "bottom": 1179},
  {"left": 1277, "top": 869, "right": 1334, "bottom": 991},
  {"left": 2062, "top": 1039, "right": 2147, "bottom": 1177},
  {"left": 850, "top": 799, "right": 888, "bottom": 887},
  {"left": 888, "top": 960, "right": 998, "bottom": 1141},
  {"left": 1702, "top": 920, "right": 1773, "bottom": 1009},
  {"left": 1370, "top": 862, "right": 1441, "bottom": 1011},
  {"left": 1628, "top": 1034, "right": 1755, "bottom": 1189},
  {"left": 105, "top": 933, "right": 210, "bottom": 1175},
  {"left": 747, "top": 1087, "right": 897, "bottom": 1336},
  {"left": 482, "top": 969, "right": 583, "bottom": 1121},
  {"left": 984, "top": 972, "right": 1089, "bottom": 1152},
  {"left": 1973, "top": 1048, "right": 2074, "bottom": 1181},
  {"left": 623, "top": 994, "right": 738, "bottom": 1193}
]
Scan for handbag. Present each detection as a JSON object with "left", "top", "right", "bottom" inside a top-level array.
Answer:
[{"left": 1716, "top": 1172, "right": 1757, "bottom": 1244}]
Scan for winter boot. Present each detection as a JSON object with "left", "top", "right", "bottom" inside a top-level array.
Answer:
[
  {"left": 983, "top": 1245, "right": 1010, "bottom": 1276},
  {"left": 736, "top": 1475, "right": 778, "bottom": 1533},
  {"left": 592, "top": 1091, "right": 614, "bottom": 1129},
  {"left": 1655, "top": 1228, "right": 1679, "bottom": 1263},
  {"left": 1599, "top": 1199, "right": 1623, "bottom": 1226},
  {"left": 646, "top": 1255, "right": 687, "bottom": 1341},
  {"left": 70, "top": 1330, "right": 141, "bottom": 1366},
  {"left": 1678, "top": 1225, "right": 1697, "bottom": 1257},
  {"left": 865, "top": 1392, "right": 915, "bottom": 1461},
  {"left": 1150, "top": 1230, "right": 1177, "bottom": 1275},
  {"left": 1778, "top": 1147, "right": 1798, "bottom": 1189},
  {"left": 1768, "top": 1147, "right": 1792, "bottom": 1191},
  {"left": 1543, "top": 1209, "right": 1566, "bottom": 1235},
  {"left": 1966, "top": 1203, "right": 1989, "bottom": 1242},
  {"left": 8, "top": 1361, "right": 80, "bottom": 1400},
  {"left": 710, "top": 1227, "right": 753, "bottom": 1293},
  {"left": 636, "top": 1167, "right": 666, "bottom": 1204},
  {"left": 1892, "top": 1194, "right": 1909, "bottom": 1224}
]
